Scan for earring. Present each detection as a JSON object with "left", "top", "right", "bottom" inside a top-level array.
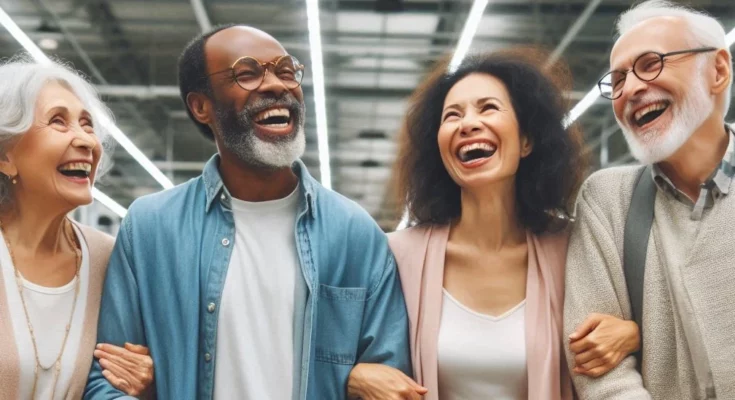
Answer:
[{"left": 10, "top": 175, "right": 16, "bottom": 185}]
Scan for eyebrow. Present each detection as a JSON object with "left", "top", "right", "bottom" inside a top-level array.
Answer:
[
  {"left": 443, "top": 96, "right": 503, "bottom": 112},
  {"left": 45, "top": 106, "right": 93, "bottom": 120},
  {"left": 612, "top": 49, "right": 659, "bottom": 70}
]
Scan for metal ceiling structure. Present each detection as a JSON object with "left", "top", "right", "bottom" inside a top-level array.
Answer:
[{"left": 0, "top": 0, "right": 733, "bottom": 231}]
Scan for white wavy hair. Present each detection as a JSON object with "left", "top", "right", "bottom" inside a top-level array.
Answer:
[
  {"left": 616, "top": 0, "right": 732, "bottom": 115},
  {"left": 0, "top": 55, "right": 114, "bottom": 205}
]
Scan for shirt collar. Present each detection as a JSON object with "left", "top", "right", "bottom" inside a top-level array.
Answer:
[
  {"left": 652, "top": 124, "right": 735, "bottom": 197},
  {"left": 202, "top": 154, "right": 318, "bottom": 217}
]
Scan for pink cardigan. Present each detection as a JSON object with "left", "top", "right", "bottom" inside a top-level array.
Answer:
[{"left": 388, "top": 224, "right": 572, "bottom": 400}]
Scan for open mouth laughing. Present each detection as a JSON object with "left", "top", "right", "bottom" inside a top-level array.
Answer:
[
  {"left": 630, "top": 101, "right": 670, "bottom": 129},
  {"left": 456, "top": 140, "right": 497, "bottom": 167},
  {"left": 251, "top": 106, "right": 295, "bottom": 137},
  {"left": 57, "top": 161, "right": 92, "bottom": 182}
]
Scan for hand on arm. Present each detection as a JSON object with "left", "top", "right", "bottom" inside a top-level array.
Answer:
[
  {"left": 95, "top": 343, "right": 154, "bottom": 397},
  {"left": 348, "top": 364, "right": 427, "bottom": 400},
  {"left": 569, "top": 313, "right": 640, "bottom": 378}
]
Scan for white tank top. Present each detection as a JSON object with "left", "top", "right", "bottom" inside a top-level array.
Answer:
[{"left": 437, "top": 289, "right": 527, "bottom": 400}]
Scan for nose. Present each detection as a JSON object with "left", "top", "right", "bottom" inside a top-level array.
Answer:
[
  {"left": 459, "top": 112, "right": 483, "bottom": 136},
  {"left": 70, "top": 126, "right": 96, "bottom": 151},
  {"left": 257, "top": 68, "right": 289, "bottom": 97},
  {"left": 620, "top": 73, "right": 649, "bottom": 100}
]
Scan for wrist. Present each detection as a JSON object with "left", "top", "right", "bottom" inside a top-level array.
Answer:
[
  {"left": 625, "top": 320, "right": 641, "bottom": 353},
  {"left": 347, "top": 364, "right": 367, "bottom": 398}
]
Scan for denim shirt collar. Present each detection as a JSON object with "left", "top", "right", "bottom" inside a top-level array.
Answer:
[{"left": 201, "top": 154, "right": 318, "bottom": 218}]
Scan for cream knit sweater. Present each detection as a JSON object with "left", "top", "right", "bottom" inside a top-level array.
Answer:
[{"left": 564, "top": 165, "right": 735, "bottom": 400}]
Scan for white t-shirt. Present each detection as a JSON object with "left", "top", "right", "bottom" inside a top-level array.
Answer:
[
  {"left": 0, "top": 224, "right": 89, "bottom": 400},
  {"left": 437, "top": 289, "right": 527, "bottom": 400},
  {"left": 213, "top": 187, "right": 300, "bottom": 400}
]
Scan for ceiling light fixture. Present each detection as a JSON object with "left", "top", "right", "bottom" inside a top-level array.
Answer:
[
  {"left": 448, "top": 0, "right": 489, "bottom": 73},
  {"left": 38, "top": 37, "right": 58, "bottom": 50},
  {"left": 305, "top": 0, "right": 332, "bottom": 189}
]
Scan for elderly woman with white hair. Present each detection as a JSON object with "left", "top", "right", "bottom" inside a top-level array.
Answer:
[{"left": 0, "top": 58, "right": 154, "bottom": 399}]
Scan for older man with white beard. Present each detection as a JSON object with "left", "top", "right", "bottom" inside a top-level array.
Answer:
[
  {"left": 85, "top": 24, "right": 411, "bottom": 399},
  {"left": 563, "top": 1, "right": 734, "bottom": 399}
]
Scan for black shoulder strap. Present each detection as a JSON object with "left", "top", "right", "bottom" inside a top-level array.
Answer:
[{"left": 623, "top": 164, "right": 656, "bottom": 370}]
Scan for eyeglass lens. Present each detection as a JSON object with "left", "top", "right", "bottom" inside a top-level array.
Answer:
[{"left": 232, "top": 56, "right": 304, "bottom": 91}]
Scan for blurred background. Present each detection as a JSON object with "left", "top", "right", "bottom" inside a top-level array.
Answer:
[{"left": 0, "top": 0, "right": 733, "bottom": 234}]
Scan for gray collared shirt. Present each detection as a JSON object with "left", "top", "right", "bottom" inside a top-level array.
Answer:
[
  {"left": 650, "top": 124, "right": 734, "bottom": 399},
  {"left": 652, "top": 125, "right": 735, "bottom": 220}
]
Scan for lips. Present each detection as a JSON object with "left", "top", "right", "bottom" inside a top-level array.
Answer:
[
  {"left": 454, "top": 139, "right": 498, "bottom": 168},
  {"left": 253, "top": 107, "right": 291, "bottom": 129},
  {"left": 631, "top": 101, "right": 670, "bottom": 128},
  {"left": 57, "top": 161, "right": 92, "bottom": 179}
]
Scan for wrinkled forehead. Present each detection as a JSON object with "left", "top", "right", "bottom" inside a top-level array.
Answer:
[{"left": 610, "top": 16, "right": 692, "bottom": 70}]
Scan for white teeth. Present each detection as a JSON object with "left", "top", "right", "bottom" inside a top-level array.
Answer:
[
  {"left": 634, "top": 102, "right": 668, "bottom": 122},
  {"left": 59, "top": 162, "right": 91, "bottom": 172},
  {"left": 255, "top": 108, "right": 290, "bottom": 122},
  {"left": 458, "top": 142, "right": 496, "bottom": 158}
]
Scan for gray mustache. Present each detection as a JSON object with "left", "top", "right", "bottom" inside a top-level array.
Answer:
[{"left": 245, "top": 95, "right": 303, "bottom": 118}]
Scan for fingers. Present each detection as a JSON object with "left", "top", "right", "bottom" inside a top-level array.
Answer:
[
  {"left": 569, "top": 336, "right": 594, "bottom": 354},
  {"left": 400, "top": 375, "right": 428, "bottom": 395},
  {"left": 124, "top": 342, "right": 150, "bottom": 355},
  {"left": 94, "top": 349, "right": 137, "bottom": 371},
  {"left": 574, "top": 356, "right": 604, "bottom": 374},
  {"left": 405, "top": 391, "right": 423, "bottom": 400},
  {"left": 96, "top": 343, "right": 130, "bottom": 357},
  {"left": 99, "top": 358, "right": 137, "bottom": 389},
  {"left": 579, "top": 364, "right": 613, "bottom": 378},
  {"left": 569, "top": 313, "right": 602, "bottom": 341},
  {"left": 574, "top": 348, "right": 603, "bottom": 366},
  {"left": 102, "top": 369, "right": 131, "bottom": 392}
]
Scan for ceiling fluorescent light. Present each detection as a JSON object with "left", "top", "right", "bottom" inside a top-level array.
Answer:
[
  {"left": 448, "top": 0, "right": 489, "bottom": 73},
  {"left": 305, "top": 0, "right": 332, "bottom": 189},
  {"left": 0, "top": 6, "right": 51, "bottom": 62},
  {"left": 563, "top": 87, "right": 602, "bottom": 128},
  {"left": 564, "top": 25, "right": 735, "bottom": 127},
  {"left": 92, "top": 188, "right": 127, "bottom": 218},
  {"left": 97, "top": 114, "right": 174, "bottom": 189}
]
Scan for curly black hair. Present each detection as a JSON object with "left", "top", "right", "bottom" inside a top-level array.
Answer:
[{"left": 394, "top": 49, "right": 587, "bottom": 234}]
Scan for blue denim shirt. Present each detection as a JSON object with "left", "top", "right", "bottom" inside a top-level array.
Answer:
[{"left": 84, "top": 155, "right": 411, "bottom": 399}]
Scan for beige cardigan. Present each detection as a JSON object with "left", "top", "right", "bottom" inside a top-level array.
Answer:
[
  {"left": 0, "top": 223, "right": 114, "bottom": 400},
  {"left": 564, "top": 165, "right": 735, "bottom": 399},
  {"left": 388, "top": 224, "right": 573, "bottom": 400}
]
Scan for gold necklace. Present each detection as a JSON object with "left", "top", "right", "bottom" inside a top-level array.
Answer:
[{"left": 0, "top": 218, "right": 81, "bottom": 400}]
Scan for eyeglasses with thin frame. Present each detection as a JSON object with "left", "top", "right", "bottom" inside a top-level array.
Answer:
[
  {"left": 207, "top": 54, "right": 305, "bottom": 91},
  {"left": 597, "top": 47, "right": 717, "bottom": 100}
]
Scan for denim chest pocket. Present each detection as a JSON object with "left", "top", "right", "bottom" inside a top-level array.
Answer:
[{"left": 314, "top": 284, "right": 367, "bottom": 365}]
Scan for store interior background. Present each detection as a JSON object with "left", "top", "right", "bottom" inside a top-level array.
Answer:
[{"left": 0, "top": 0, "right": 733, "bottom": 235}]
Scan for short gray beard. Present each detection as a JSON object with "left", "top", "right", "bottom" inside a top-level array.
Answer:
[
  {"left": 617, "top": 61, "right": 714, "bottom": 164},
  {"left": 215, "top": 99, "right": 306, "bottom": 170}
]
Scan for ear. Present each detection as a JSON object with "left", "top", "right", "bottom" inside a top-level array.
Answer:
[
  {"left": 520, "top": 134, "right": 533, "bottom": 158},
  {"left": 186, "top": 92, "right": 214, "bottom": 126},
  {"left": 0, "top": 150, "right": 18, "bottom": 179},
  {"left": 711, "top": 48, "right": 731, "bottom": 96}
]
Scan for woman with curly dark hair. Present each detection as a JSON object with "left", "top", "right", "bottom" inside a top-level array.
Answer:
[{"left": 346, "top": 50, "right": 642, "bottom": 400}]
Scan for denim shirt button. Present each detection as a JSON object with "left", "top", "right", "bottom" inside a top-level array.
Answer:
[
  {"left": 221, "top": 238, "right": 230, "bottom": 247},
  {"left": 204, "top": 353, "right": 212, "bottom": 362},
  {"left": 207, "top": 302, "right": 216, "bottom": 313}
]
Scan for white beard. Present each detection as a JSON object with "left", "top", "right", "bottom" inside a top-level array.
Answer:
[
  {"left": 248, "top": 126, "right": 306, "bottom": 169},
  {"left": 616, "top": 64, "right": 714, "bottom": 164}
]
